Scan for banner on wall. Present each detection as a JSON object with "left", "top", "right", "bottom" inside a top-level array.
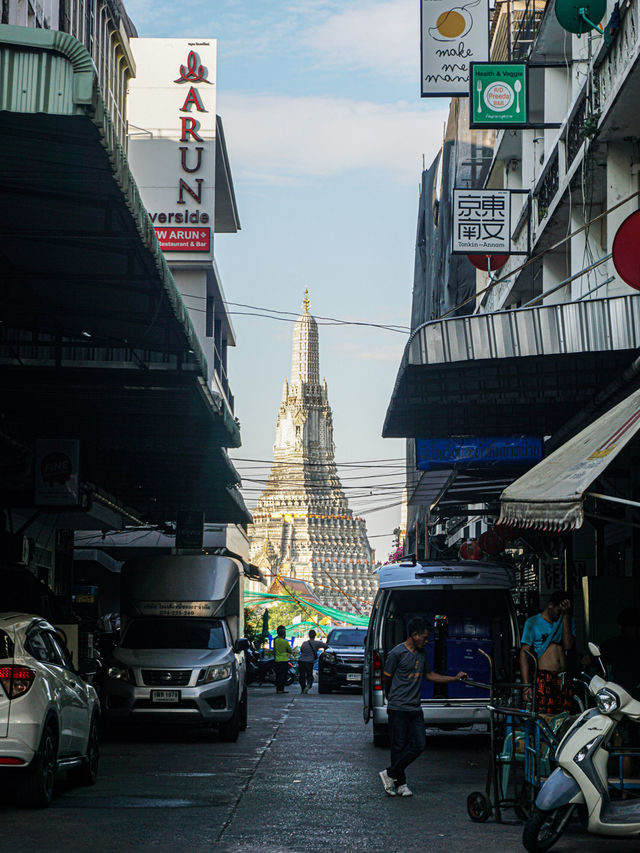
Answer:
[{"left": 420, "top": 0, "right": 490, "bottom": 97}]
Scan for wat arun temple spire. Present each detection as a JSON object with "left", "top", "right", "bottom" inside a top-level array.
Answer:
[{"left": 248, "top": 292, "right": 378, "bottom": 610}]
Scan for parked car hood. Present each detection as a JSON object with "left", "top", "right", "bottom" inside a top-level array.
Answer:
[
  {"left": 112, "top": 647, "right": 232, "bottom": 667},
  {"left": 326, "top": 645, "right": 365, "bottom": 656}
]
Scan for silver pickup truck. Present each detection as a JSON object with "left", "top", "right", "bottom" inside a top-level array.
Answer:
[{"left": 104, "top": 555, "right": 249, "bottom": 741}]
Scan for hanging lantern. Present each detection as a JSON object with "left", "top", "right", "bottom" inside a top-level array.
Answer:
[
  {"left": 467, "top": 254, "right": 509, "bottom": 272},
  {"left": 479, "top": 528, "right": 505, "bottom": 555},
  {"left": 459, "top": 538, "right": 482, "bottom": 560}
]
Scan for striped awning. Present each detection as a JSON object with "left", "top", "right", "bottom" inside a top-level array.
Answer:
[{"left": 498, "top": 388, "right": 640, "bottom": 530}]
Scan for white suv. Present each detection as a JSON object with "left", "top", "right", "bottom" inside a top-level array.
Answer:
[{"left": 0, "top": 613, "right": 100, "bottom": 807}]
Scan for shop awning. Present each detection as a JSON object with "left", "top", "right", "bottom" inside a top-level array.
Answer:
[
  {"left": 383, "top": 295, "right": 640, "bottom": 439},
  {"left": 498, "top": 388, "right": 640, "bottom": 530}
]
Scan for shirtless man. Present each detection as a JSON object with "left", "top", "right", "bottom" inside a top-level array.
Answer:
[{"left": 520, "top": 589, "right": 575, "bottom": 714}]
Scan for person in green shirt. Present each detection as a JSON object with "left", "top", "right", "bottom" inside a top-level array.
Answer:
[{"left": 273, "top": 625, "right": 293, "bottom": 693}]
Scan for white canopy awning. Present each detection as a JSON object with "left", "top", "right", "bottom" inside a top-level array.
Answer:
[{"left": 498, "top": 388, "right": 640, "bottom": 530}]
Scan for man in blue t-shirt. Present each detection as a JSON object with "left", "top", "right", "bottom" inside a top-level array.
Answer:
[
  {"left": 520, "top": 589, "right": 575, "bottom": 714},
  {"left": 378, "top": 616, "right": 467, "bottom": 797}
]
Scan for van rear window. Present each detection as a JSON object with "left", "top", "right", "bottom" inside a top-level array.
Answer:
[{"left": 0, "top": 630, "right": 14, "bottom": 660}]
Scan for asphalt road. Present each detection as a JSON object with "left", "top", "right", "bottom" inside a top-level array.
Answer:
[{"left": 1, "top": 686, "right": 635, "bottom": 852}]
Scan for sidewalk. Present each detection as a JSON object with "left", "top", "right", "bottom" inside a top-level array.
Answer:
[{"left": 219, "top": 689, "right": 632, "bottom": 853}]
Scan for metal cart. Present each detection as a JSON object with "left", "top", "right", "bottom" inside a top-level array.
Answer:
[{"left": 465, "top": 650, "right": 566, "bottom": 823}]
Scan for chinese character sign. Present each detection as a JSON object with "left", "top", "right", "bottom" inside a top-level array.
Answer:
[
  {"left": 421, "top": 0, "right": 489, "bottom": 97},
  {"left": 452, "top": 189, "right": 511, "bottom": 253}
]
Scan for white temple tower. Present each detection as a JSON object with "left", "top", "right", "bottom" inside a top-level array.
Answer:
[{"left": 248, "top": 292, "right": 377, "bottom": 610}]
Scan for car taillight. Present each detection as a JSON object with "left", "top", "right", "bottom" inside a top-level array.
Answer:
[
  {"left": 372, "top": 651, "right": 382, "bottom": 691},
  {"left": 0, "top": 665, "right": 36, "bottom": 699}
]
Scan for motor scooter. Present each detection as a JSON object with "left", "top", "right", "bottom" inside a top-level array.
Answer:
[{"left": 523, "top": 642, "right": 640, "bottom": 852}]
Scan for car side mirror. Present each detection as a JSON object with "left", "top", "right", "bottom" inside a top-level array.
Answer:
[
  {"left": 78, "top": 658, "right": 99, "bottom": 679},
  {"left": 235, "top": 638, "right": 250, "bottom": 653}
]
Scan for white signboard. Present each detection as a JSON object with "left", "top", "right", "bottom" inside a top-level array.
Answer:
[
  {"left": 421, "top": 0, "right": 489, "bottom": 97},
  {"left": 137, "top": 601, "right": 216, "bottom": 617},
  {"left": 452, "top": 189, "right": 511, "bottom": 252},
  {"left": 34, "top": 439, "right": 80, "bottom": 506},
  {"left": 127, "top": 39, "right": 217, "bottom": 260}
]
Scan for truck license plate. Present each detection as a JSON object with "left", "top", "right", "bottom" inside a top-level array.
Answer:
[
  {"left": 347, "top": 673, "right": 361, "bottom": 682},
  {"left": 151, "top": 690, "right": 180, "bottom": 703}
]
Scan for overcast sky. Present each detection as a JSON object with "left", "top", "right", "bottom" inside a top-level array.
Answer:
[{"left": 125, "top": 0, "right": 449, "bottom": 560}]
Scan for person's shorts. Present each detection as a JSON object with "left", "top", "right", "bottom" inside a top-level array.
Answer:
[{"left": 535, "top": 670, "right": 573, "bottom": 714}]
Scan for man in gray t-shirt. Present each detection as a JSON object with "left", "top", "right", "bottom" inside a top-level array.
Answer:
[{"left": 378, "top": 617, "right": 467, "bottom": 797}]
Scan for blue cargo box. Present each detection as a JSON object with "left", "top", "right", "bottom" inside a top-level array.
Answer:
[{"left": 446, "top": 638, "right": 492, "bottom": 698}]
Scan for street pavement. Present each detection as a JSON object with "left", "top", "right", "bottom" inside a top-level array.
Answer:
[{"left": 1, "top": 685, "right": 634, "bottom": 853}]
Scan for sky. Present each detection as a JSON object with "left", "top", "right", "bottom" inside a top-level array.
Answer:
[{"left": 125, "top": 0, "right": 450, "bottom": 560}]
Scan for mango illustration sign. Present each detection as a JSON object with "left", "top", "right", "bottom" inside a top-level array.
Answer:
[
  {"left": 470, "top": 63, "right": 528, "bottom": 127},
  {"left": 420, "top": 0, "right": 489, "bottom": 97}
]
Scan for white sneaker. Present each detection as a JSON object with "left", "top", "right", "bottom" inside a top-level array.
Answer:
[
  {"left": 396, "top": 784, "right": 413, "bottom": 797},
  {"left": 379, "top": 769, "right": 397, "bottom": 796}
]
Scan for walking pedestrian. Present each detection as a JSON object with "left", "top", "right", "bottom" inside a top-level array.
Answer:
[
  {"left": 298, "top": 629, "right": 326, "bottom": 693},
  {"left": 273, "top": 625, "right": 292, "bottom": 694},
  {"left": 379, "top": 616, "right": 467, "bottom": 797}
]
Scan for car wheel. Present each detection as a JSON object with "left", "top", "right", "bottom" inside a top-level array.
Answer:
[
  {"left": 373, "top": 723, "right": 389, "bottom": 747},
  {"left": 18, "top": 721, "right": 58, "bottom": 808},
  {"left": 239, "top": 686, "right": 248, "bottom": 731},
  {"left": 219, "top": 698, "right": 241, "bottom": 742},
  {"left": 318, "top": 679, "right": 332, "bottom": 694},
  {"left": 71, "top": 714, "right": 99, "bottom": 787}
]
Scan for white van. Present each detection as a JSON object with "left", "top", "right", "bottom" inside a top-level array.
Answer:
[{"left": 363, "top": 559, "right": 519, "bottom": 746}]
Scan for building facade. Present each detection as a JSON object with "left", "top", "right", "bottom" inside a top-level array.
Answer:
[
  {"left": 384, "top": 0, "right": 640, "bottom": 635},
  {"left": 249, "top": 294, "right": 377, "bottom": 611}
]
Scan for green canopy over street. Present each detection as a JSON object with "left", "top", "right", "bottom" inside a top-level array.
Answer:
[{"left": 244, "top": 590, "right": 370, "bottom": 627}]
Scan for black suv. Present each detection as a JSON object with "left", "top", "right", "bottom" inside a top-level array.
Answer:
[{"left": 318, "top": 627, "right": 366, "bottom": 693}]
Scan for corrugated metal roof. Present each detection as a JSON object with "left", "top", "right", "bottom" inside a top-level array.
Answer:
[
  {"left": 0, "top": 25, "right": 214, "bottom": 402},
  {"left": 384, "top": 295, "right": 640, "bottom": 439}
]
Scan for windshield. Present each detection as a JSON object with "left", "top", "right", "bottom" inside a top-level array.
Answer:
[
  {"left": 328, "top": 629, "right": 366, "bottom": 647},
  {"left": 122, "top": 619, "right": 227, "bottom": 650}
]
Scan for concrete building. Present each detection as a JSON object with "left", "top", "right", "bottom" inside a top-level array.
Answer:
[
  {"left": 0, "top": 8, "right": 249, "bottom": 633},
  {"left": 384, "top": 0, "right": 640, "bottom": 633},
  {"left": 248, "top": 294, "right": 377, "bottom": 612}
]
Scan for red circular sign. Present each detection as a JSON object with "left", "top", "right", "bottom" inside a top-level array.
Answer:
[
  {"left": 459, "top": 539, "right": 482, "bottom": 560},
  {"left": 612, "top": 210, "right": 640, "bottom": 290},
  {"left": 41, "top": 452, "right": 72, "bottom": 485},
  {"left": 467, "top": 254, "right": 509, "bottom": 272}
]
